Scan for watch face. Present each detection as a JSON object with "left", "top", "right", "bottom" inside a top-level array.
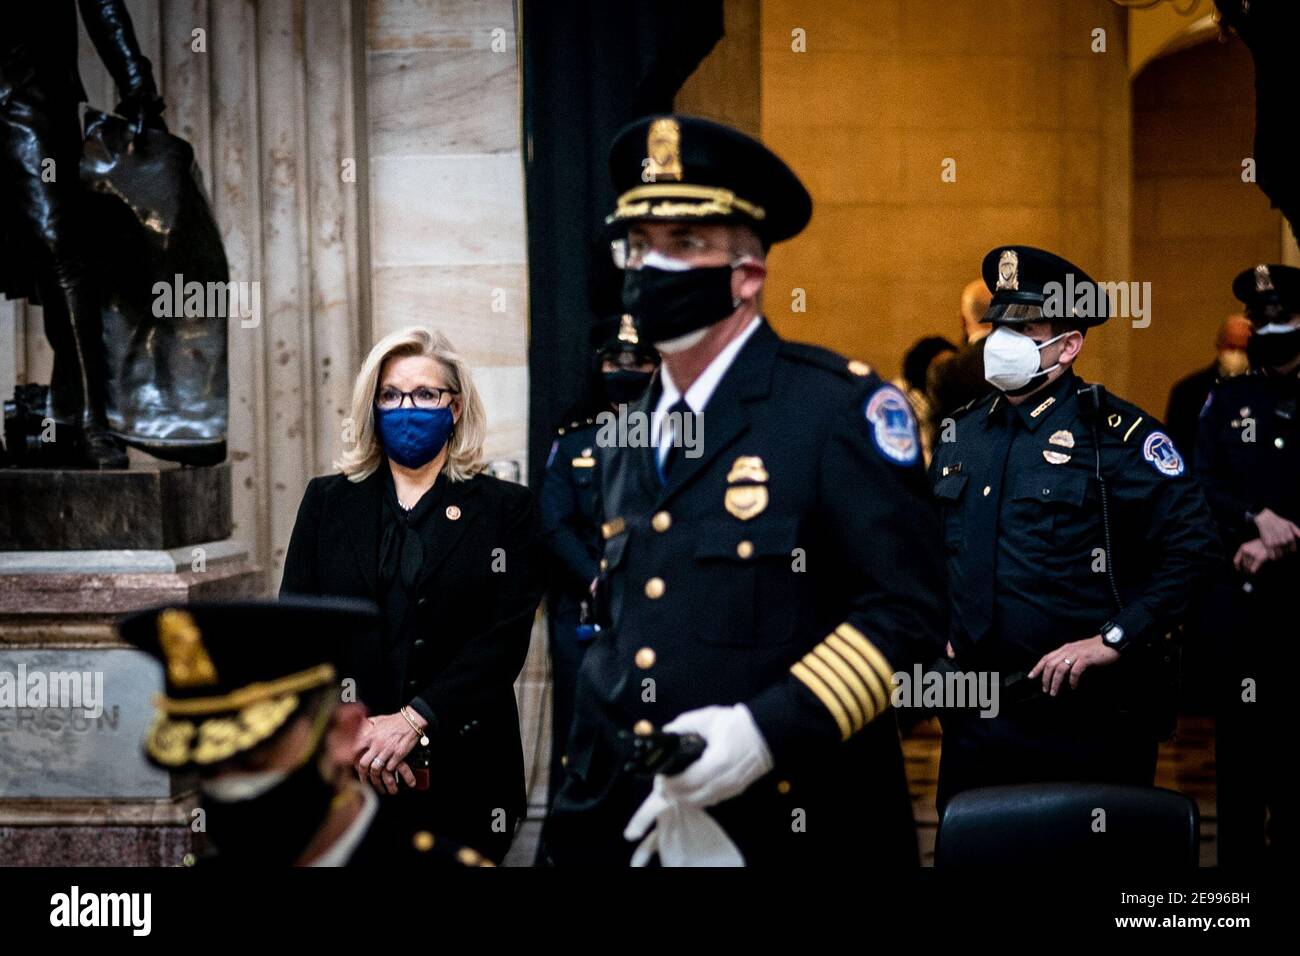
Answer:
[{"left": 1105, "top": 627, "right": 1124, "bottom": 645}]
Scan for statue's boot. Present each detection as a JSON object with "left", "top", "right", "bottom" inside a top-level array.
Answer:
[{"left": 49, "top": 282, "right": 127, "bottom": 469}]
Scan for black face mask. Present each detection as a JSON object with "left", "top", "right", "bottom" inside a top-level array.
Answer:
[
  {"left": 621, "top": 264, "right": 737, "bottom": 345},
  {"left": 602, "top": 368, "right": 653, "bottom": 405},
  {"left": 1247, "top": 327, "right": 1300, "bottom": 370},
  {"left": 200, "top": 750, "right": 337, "bottom": 864}
]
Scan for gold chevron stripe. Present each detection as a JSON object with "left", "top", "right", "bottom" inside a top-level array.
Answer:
[
  {"left": 812, "top": 644, "right": 875, "bottom": 721},
  {"left": 836, "top": 624, "right": 895, "bottom": 687},
  {"left": 825, "top": 634, "right": 890, "bottom": 714},
  {"left": 791, "top": 661, "right": 852, "bottom": 739},
  {"left": 801, "top": 653, "right": 865, "bottom": 731}
]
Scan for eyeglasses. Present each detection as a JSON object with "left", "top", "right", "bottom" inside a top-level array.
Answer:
[
  {"left": 610, "top": 235, "right": 734, "bottom": 270},
  {"left": 375, "top": 386, "right": 458, "bottom": 410}
]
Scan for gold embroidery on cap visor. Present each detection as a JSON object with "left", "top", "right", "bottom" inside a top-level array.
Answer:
[
  {"left": 607, "top": 184, "right": 767, "bottom": 225},
  {"left": 146, "top": 694, "right": 301, "bottom": 767},
  {"left": 144, "top": 662, "right": 336, "bottom": 767}
]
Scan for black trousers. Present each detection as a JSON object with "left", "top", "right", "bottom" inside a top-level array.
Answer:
[
  {"left": 534, "top": 596, "right": 590, "bottom": 863},
  {"left": 937, "top": 694, "right": 1158, "bottom": 816},
  {"left": 1215, "top": 576, "right": 1291, "bottom": 867}
]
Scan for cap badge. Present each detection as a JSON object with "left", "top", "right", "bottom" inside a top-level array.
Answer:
[
  {"left": 1255, "top": 264, "right": 1274, "bottom": 293},
  {"left": 617, "top": 314, "right": 640, "bottom": 345},
  {"left": 996, "top": 250, "right": 1019, "bottom": 291},
  {"left": 157, "top": 608, "right": 219, "bottom": 689},
  {"left": 644, "top": 118, "right": 683, "bottom": 183}
]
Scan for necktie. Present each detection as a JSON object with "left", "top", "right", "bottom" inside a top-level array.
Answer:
[{"left": 656, "top": 398, "right": 693, "bottom": 486}]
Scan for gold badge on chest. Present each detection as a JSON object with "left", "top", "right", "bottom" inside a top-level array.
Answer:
[{"left": 725, "top": 455, "right": 769, "bottom": 521}]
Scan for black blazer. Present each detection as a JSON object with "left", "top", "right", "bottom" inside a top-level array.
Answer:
[{"left": 280, "top": 467, "right": 544, "bottom": 856}]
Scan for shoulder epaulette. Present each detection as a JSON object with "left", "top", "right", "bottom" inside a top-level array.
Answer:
[
  {"left": 779, "top": 341, "right": 876, "bottom": 383},
  {"left": 556, "top": 415, "right": 596, "bottom": 437}
]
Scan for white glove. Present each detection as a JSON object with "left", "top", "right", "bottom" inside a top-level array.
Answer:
[{"left": 623, "top": 704, "right": 774, "bottom": 866}]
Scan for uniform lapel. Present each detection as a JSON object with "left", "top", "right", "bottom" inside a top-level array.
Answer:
[{"left": 657, "top": 321, "right": 779, "bottom": 507}]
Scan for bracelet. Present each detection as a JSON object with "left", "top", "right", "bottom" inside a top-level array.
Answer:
[{"left": 400, "top": 706, "right": 430, "bottom": 746}]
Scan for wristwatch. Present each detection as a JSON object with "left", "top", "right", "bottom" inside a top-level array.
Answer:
[{"left": 1100, "top": 620, "right": 1129, "bottom": 652}]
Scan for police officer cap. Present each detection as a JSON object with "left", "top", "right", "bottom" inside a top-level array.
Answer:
[
  {"left": 589, "top": 313, "right": 657, "bottom": 362},
  {"left": 1232, "top": 263, "right": 1300, "bottom": 320},
  {"left": 606, "top": 114, "right": 812, "bottom": 247},
  {"left": 117, "top": 596, "right": 378, "bottom": 770},
  {"left": 981, "top": 245, "right": 1109, "bottom": 328}
]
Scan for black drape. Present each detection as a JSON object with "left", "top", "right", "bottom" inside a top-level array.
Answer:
[{"left": 522, "top": 0, "right": 722, "bottom": 485}]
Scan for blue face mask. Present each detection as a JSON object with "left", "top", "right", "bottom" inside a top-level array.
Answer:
[{"left": 374, "top": 406, "right": 455, "bottom": 469}]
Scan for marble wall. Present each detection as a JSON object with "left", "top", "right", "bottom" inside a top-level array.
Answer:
[{"left": 365, "top": 0, "right": 530, "bottom": 472}]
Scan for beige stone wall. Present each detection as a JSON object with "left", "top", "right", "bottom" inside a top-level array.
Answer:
[
  {"left": 1132, "top": 36, "right": 1283, "bottom": 417},
  {"left": 758, "top": 0, "right": 1134, "bottom": 399},
  {"left": 366, "top": 0, "right": 529, "bottom": 474}
]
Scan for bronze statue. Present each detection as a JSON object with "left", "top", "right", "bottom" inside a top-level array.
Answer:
[
  {"left": 2, "top": 1, "right": 227, "bottom": 471},
  {"left": 0, "top": 1, "right": 166, "bottom": 468}
]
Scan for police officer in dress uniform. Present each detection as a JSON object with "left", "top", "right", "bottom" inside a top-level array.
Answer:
[
  {"left": 1196, "top": 263, "right": 1300, "bottom": 866},
  {"left": 544, "top": 114, "right": 947, "bottom": 867},
  {"left": 537, "top": 314, "right": 657, "bottom": 842},
  {"left": 118, "top": 597, "right": 492, "bottom": 867},
  {"left": 930, "top": 246, "right": 1220, "bottom": 814}
]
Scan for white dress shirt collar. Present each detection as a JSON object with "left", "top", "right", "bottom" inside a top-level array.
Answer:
[
  {"left": 310, "top": 785, "right": 379, "bottom": 867},
  {"left": 655, "top": 316, "right": 763, "bottom": 417}
]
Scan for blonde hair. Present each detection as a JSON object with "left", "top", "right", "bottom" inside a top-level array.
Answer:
[{"left": 336, "top": 327, "right": 487, "bottom": 482}]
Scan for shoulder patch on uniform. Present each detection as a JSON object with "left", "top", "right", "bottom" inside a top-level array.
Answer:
[
  {"left": 1142, "top": 431, "right": 1185, "bottom": 477},
  {"left": 864, "top": 385, "right": 919, "bottom": 466}
]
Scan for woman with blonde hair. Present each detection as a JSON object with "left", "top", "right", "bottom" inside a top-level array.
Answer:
[{"left": 282, "top": 326, "right": 543, "bottom": 862}]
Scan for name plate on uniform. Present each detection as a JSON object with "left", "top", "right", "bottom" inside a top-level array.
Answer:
[{"left": 0, "top": 648, "right": 171, "bottom": 798}]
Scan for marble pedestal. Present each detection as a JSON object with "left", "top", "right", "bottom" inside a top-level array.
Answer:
[{"left": 0, "top": 539, "right": 264, "bottom": 866}]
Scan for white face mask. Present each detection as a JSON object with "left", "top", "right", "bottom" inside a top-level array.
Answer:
[
  {"left": 983, "top": 326, "right": 1068, "bottom": 392},
  {"left": 200, "top": 768, "right": 289, "bottom": 802},
  {"left": 654, "top": 327, "right": 711, "bottom": 353}
]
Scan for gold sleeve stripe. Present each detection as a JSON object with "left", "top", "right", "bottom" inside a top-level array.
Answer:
[
  {"left": 811, "top": 645, "right": 876, "bottom": 721},
  {"left": 791, "top": 661, "right": 853, "bottom": 740},
  {"left": 835, "top": 624, "right": 895, "bottom": 687},
  {"left": 825, "top": 634, "right": 890, "bottom": 714},
  {"left": 801, "top": 653, "right": 867, "bottom": 730}
]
